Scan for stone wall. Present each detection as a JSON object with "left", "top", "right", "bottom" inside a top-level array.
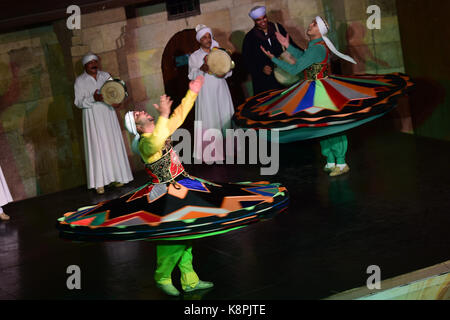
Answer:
[
  {"left": 0, "top": 26, "right": 84, "bottom": 200},
  {"left": 334, "top": 0, "right": 405, "bottom": 75}
]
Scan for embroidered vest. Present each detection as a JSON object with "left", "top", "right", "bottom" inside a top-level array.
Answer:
[
  {"left": 303, "top": 41, "right": 331, "bottom": 80},
  {"left": 144, "top": 140, "right": 185, "bottom": 184}
]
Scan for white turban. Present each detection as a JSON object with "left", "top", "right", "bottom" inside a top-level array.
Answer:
[
  {"left": 124, "top": 111, "right": 141, "bottom": 155},
  {"left": 249, "top": 6, "right": 266, "bottom": 20},
  {"left": 195, "top": 24, "right": 212, "bottom": 42},
  {"left": 82, "top": 53, "right": 98, "bottom": 66},
  {"left": 195, "top": 24, "right": 219, "bottom": 48},
  {"left": 315, "top": 16, "right": 356, "bottom": 64}
]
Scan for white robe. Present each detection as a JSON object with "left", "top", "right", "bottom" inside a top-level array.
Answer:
[
  {"left": 0, "top": 165, "right": 12, "bottom": 210},
  {"left": 188, "top": 46, "right": 235, "bottom": 163},
  {"left": 74, "top": 71, "right": 133, "bottom": 189}
]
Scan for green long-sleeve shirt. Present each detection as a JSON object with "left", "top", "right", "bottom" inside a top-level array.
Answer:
[{"left": 272, "top": 38, "right": 327, "bottom": 76}]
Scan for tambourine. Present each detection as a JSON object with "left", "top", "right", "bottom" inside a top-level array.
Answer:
[
  {"left": 100, "top": 79, "right": 128, "bottom": 106},
  {"left": 274, "top": 51, "right": 300, "bottom": 86},
  {"left": 204, "top": 47, "right": 235, "bottom": 78}
]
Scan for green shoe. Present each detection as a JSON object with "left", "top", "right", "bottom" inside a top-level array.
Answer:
[
  {"left": 184, "top": 280, "right": 214, "bottom": 293},
  {"left": 157, "top": 283, "right": 180, "bottom": 296}
]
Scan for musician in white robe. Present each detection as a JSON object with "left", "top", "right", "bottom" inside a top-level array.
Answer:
[
  {"left": 0, "top": 165, "right": 12, "bottom": 221},
  {"left": 74, "top": 53, "right": 133, "bottom": 194},
  {"left": 188, "top": 25, "right": 235, "bottom": 163}
]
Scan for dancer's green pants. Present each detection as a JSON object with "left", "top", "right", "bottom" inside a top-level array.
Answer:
[
  {"left": 320, "top": 134, "right": 348, "bottom": 165},
  {"left": 154, "top": 242, "right": 199, "bottom": 290}
]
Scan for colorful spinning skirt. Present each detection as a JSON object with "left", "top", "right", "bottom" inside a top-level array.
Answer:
[
  {"left": 57, "top": 148, "right": 289, "bottom": 241},
  {"left": 233, "top": 73, "right": 413, "bottom": 142}
]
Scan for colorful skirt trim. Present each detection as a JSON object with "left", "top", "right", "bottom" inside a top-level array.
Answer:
[
  {"left": 233, "top": 73, "right": 413, "bottom": 142},
  {"left": 56, "top": 175, "right": 289, "bottom": 241}
]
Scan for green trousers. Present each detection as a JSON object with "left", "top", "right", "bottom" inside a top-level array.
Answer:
[
  {"left": 154, "top": 242, "right": 199, "bottom": 290},
  {"left": 320, "top": 134, "right": 348, "bottom": 165}
]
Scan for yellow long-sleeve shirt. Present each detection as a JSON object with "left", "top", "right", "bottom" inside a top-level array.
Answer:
[{"left": 139, "top": 89, "right": 198, "bottom": 164}]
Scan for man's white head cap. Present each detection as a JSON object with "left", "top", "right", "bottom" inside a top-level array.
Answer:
[
  {"left": 249, "top": 6, "right": 266, "bottom": 20},
  {"left": 124, "top": 111, "right": 141, "bottom": 155},
  {"left": 315, "top": 16, "right": 356, "bottom": 64},
  {"left": 82, "top": 53, "right": 98, "bottom": 66},
  {"left": 195, "top": 24, "right": 219, "bottom": 48}
]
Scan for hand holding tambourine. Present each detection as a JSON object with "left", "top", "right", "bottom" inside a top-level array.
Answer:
[
  {"left": 200, "top": 62, "right": 209, "bottom": 73},
  {"left": 93, "top": 90, "right": 104, "bottom": 102}
]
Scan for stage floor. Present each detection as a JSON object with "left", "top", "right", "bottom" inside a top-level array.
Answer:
[{"left": 1, "top": 119, "right": 449, "bottom": 300}]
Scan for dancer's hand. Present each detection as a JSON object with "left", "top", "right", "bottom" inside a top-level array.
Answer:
[
  {"left": 260, "top": 45, "right": 274, "bottom": 59},
  {"left": 154, "top": 94, "right": 173, "bottom": 118},
  {"left": 189, "top": 75, "right": 205, "bottom": 94},
  {"left": 276, "top": 32, "right": 290, "bottom": 49}
]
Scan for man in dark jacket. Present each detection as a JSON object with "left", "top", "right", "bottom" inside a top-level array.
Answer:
[{"left": 242, "top": 6, "right": 298, "bottom": 95}]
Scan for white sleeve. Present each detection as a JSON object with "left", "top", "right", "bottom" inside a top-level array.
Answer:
[
  {"left": 188, "top": 53, "right": 204, "bottom": 80},
  {"left": 74, "top": 79, "right": 95, "bottom": 109},
  {"left": 224, "top": 69, "right": 233, "bottom": 79},
  {"left": 104, "top": 71, "right": 113, "bottom": 81},
  {"left": 99, "top": 71, "right": 113, "bottom": 85}
]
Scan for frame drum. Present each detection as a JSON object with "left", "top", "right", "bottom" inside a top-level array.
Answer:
[
  {"left": 100, "top": 79, "right": 128, "bottom": 105},
  {"left": 274, "top": 51, "right": 300, "bottom": 86},
  {"left": 205, "top": 48, "right": 235, "bottom": 78}
]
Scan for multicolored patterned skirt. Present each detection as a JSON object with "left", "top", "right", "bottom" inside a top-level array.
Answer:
[
  {"left": 233, "top": 73, "right": 414, "bottom": 142},
  {"left": 56, "top": 148, "right": 289, "bottom": 241}
]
